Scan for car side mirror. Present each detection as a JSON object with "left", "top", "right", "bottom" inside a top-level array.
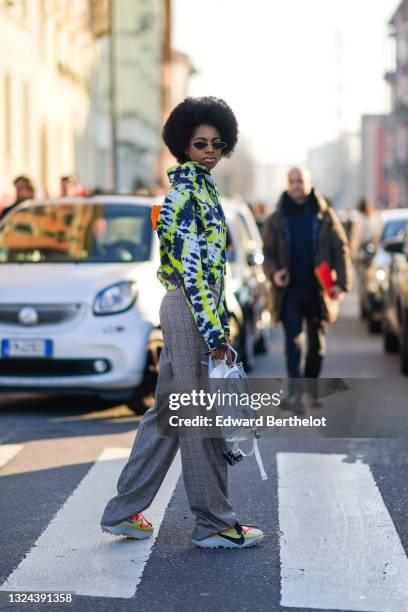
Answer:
[{"left": 383, "top": 238, "right": 404, "bottom": 254}]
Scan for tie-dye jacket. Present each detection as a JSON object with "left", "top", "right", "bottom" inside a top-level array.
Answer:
[{"left": 156, "top": 161, "right": 229, "bottom": 350}]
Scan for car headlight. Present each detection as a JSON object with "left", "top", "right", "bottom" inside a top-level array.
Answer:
[{"left": 93, "top": 281, "right": 138, "bottom": 315}]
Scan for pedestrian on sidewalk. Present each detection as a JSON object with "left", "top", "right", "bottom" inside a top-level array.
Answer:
[
  {"left": 350, "top": 197, "right": 382, "bottom": 260},
  {"left": 60, "top": 174, "right": 78, "bottom": 197},
  {"left": 101, "top": 96, "right": 264, "bottom": 549},
  {"left": 0, "top": 175, "right": 35, "bottom": 221},
  {"left": 262, "top": 167, "right": 351, "bottom": 408}
]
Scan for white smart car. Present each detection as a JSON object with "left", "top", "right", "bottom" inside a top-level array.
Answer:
[{"left": 0, "top": 195, "right": 165, "bottom": 413}]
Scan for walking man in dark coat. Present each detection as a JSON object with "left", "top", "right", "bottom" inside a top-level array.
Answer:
[{"left": 262, "top": 167, "right": 352, "bottom": 405}]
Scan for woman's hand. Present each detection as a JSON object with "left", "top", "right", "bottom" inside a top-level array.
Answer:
[{"left": 211, "top": 343, "right": 233, "bottom": 367}]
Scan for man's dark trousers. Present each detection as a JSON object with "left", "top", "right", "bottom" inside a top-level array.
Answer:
[{"left": 281, "top": 286, "right": 326, "bottom": 378}]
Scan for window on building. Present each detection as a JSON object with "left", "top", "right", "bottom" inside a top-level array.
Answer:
[
  {"left": 0, "top": 0, "right": 26, "bottom": 21},
  {"left": 40, "top": 122, "right": 48, "bottom": 193},
  {"left": 22, "top": 82, "right": 30, "bottom": 168},
  {"left": 38, "top": 0, "right": 46, "bottom": 59},
  {"left": 4, "top": 73, "right": 12, "bottom": 164},
  {"left": 397, "top": 33, "right": 408, "bottom": 68}
]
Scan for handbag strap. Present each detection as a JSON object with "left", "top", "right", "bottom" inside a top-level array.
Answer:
[{"left": 231, "top": 438, "right": 268, "bottom": 481}]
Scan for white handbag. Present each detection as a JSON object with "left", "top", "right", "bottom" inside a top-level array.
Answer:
[{"left": 208, "top": 346, "right": 268, "bottom": 481}]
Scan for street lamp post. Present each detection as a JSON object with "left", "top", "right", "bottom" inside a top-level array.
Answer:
[{"left": 109, "top": 0, "right": 119, "bottom": 192}]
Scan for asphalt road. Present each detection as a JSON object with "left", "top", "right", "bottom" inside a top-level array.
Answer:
[{"left": 1, "top": 291, "right": 408, "bottom": 612}]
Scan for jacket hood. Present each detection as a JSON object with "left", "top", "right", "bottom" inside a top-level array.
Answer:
[
  {"left": 276, "top": 188, "right": 328, "bottom": 216},
  {"left": 167, "top": 162, "right": 211, "bottom": 186}
]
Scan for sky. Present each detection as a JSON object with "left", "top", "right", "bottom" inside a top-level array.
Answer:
[{"left": 173, "top": 0, "right": 399, "bottom": 165}]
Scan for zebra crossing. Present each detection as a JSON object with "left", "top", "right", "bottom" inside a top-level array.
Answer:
[
  {"left": 0, "top": 446, "right": 181, "bottom": 599},
  {"left": 278, "top": 453, "right": 408, "bottom": 612},
  {"left": 1, "top": 442, "right": 408, "bottom": 610},
  {"left": 0, "top": 444, "right": 23, "bottom": 468}
]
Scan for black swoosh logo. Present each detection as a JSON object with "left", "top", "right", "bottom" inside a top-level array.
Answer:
[{"left": 219, "top": 532, "right": 245, "bottom": 546}]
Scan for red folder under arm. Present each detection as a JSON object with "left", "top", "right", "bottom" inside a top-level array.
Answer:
[{"left": 315, "top": 261, "right": 336, "bottom": 299}]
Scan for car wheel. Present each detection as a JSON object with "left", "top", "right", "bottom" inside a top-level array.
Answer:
[
  {"left": 383, "top": 321, "right": 399, "bottom": 354},
  {"left": 254, "top": 333, "right": 267, "bottom": 355},
  {"left": 127, "top": 329, "right": 164, "bottom": 415},
  {"left": 241, "top": 315, "right": 256, "bottom": 372},
  {"left": 360, "top": 302, "right": 368, "bottom": 320},
  {"left": 400, "top": 312, "right": 408, "bottom": 375},
  {"left": 368, "top": 316, "right": 381, "bottom": 334}
]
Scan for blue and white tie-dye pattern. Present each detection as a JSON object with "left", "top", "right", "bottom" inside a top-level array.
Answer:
[{"left": 157, "top": 161, "right": 230, "bottom": 350}]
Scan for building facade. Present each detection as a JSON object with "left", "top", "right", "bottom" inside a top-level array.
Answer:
[
  {"left": 386, "top": 0, "right": 408, "bottom": 207},
  {"left": 253, "top": 163, "right": 291, "bottom": 211},
  {"left": 86, "top": 0, "right": 172, "bottom": 193},
  {"left": 0, "top": 0, "right": 96, "bottom": 198},
  {"left": 158, "top": 49, "right": 195, "bottom": 186},
  {"left": 213, "top": 136, "right": 257, "bottom": 202},
  {"left": 361, "top": 115, "right": 390, "bottom": 209},
  {"left": 0, "top": 0, "right": 179, "bottom": 200},
  {"left": 306, "top": 133, "right": 361, "bottom": 210}
]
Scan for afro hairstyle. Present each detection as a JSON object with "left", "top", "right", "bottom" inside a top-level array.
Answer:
[{"left": 162, "top": 96, "right": 238, "bottom": 164}]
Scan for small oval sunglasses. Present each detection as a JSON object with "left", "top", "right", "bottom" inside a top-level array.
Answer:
[{"left": 192, "top": 140, "right": 227, "bottom": 151}]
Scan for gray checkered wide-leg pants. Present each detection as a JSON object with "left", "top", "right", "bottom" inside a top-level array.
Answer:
[{"left": 100, "top": 281, "right": 238, "bottom": 541}]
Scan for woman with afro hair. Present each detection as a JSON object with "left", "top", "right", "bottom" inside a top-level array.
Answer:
[{"left": 101, "top": 96, "right": 264, "bottom": 549}]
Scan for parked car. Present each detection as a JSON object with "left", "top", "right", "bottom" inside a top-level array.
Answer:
[
  {"left": 222, "top": 198, "right": 270, "bottom": 370},
  {"left": 0, "top": 195, "right": 169, "bottom": 413},
  {"left": 381, "top": 227, "right": 408, "bottom": 374},
  {"left": 223, "top": 197, "right": 271, "bottom": 326},
  {"left": 358, "top": 208, "right": 408, "bottom": 333},
  {"left": 223, "top": 196, "right": 264, "bottom": 253},
  {"left": 0, "top": 194, "right": 250, "bottom": 412}
]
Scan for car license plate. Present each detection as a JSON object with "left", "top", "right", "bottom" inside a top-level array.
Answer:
[{"left": 1, "top": 339, "right": 53, "bottom": 358}]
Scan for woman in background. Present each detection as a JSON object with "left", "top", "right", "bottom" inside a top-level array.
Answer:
[{"left": 351, "top": 197, "right": 382, "bottom": 258}]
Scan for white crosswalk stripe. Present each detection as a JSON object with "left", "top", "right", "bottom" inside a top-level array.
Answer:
[
  {"left": 2, "top": 446, "right": 408, "bottom": 608},
  {"left": 0, "top": 444, "right": 23, "bottom": 468},
  {"left": 278, "top": 452, "right": 408, "bottom": 612},
  {"left": 0, "top": 447, "right": 182, "bottom": 599}
]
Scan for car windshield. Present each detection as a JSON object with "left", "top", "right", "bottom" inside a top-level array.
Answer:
[
  {"left": 381, "top": 218, "right": 408, "bottom": 242},
  {"left": 0, "top": 202, "right": 153, "bottom": 264}
]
